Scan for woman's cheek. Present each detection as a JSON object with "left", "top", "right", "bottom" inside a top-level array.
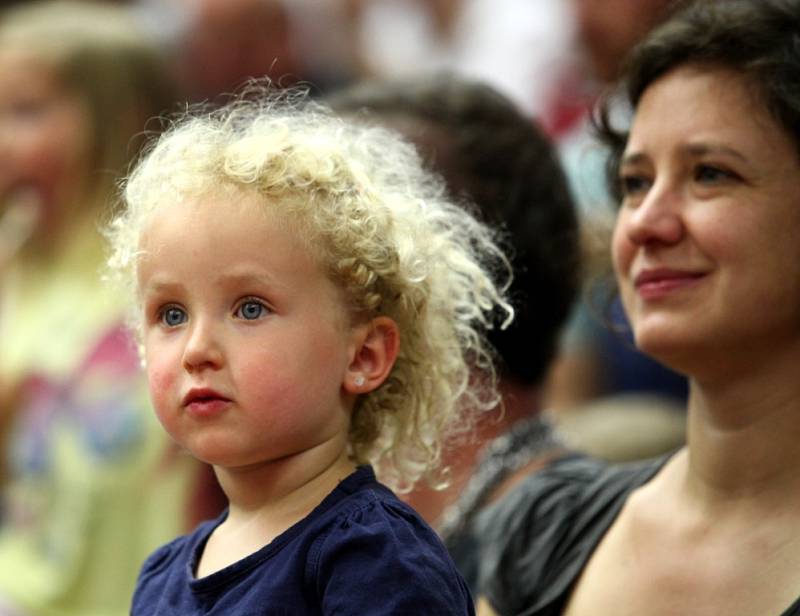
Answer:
[{"left": 611, "top": 219, "right": 634, "bottom": 281}]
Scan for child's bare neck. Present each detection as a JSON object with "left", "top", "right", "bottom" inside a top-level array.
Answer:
[{"left": 196, "top": 450, "right": 356, "bottom": 578}]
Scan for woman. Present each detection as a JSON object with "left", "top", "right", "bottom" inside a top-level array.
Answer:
[{"left": 477, "top": 1, "right": 800, "bottom": 614}]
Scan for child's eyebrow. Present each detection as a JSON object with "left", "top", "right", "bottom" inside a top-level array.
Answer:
[
  {"left": 140, "top": 278, "right": 185, "bottom": 296},
  {"left": 138, "top": 272, "right": 287, "bottom": 298},
  {"left": 216, "top": 271, "right": 286, "bottom": 291}
]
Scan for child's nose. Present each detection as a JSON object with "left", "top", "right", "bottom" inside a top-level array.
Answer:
[{"left": 182, "top": 318, "right": 224, "bottom": 372}]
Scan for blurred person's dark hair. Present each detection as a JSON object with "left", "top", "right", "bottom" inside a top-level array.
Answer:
[{"left": 329, "top": 73, "right": 581, "bottom": 387}]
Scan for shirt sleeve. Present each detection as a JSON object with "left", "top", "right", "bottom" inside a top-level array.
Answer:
[
  {"left": 475, "top": 454, "right": 665, "bottom": 616},
  {"left": 310, "top": 497, "right": 475, "bottom": 615},
  {"left": 474, "top": 455, "right": 605, "bottom": 615},
  {"left": 130, "top": 538, "right": 184, "bottom": 615}
]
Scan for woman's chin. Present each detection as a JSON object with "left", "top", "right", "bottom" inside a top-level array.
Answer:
[{"left": 631, "top": 327, "right": 698, "bottom": 374}]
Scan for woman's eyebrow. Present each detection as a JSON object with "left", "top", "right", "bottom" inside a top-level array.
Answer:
[
  {"left": 682, "top": 142, "right": 748, "bottom": 162},
  {"left": 620, "top": 142, "right": 749, "bottom": 167},
  {"left": 620, "top": 151, "right": 648, "bottom": 168}
]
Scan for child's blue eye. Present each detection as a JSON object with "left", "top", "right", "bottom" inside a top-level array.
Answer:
[
  {"left": 235, "top": 300, "right": 268, "bottom": 320},
  {"left": 160, "top": 306, "right": 187, "bottom": 327}
]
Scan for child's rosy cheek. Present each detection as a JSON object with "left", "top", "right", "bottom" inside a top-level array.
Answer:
[{"left": 146, "top": 366, "right": 176, "bottom": 407}]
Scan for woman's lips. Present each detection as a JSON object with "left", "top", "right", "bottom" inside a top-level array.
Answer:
[{"left": 633, "top": 268, "right": 706, "bottom": 300}]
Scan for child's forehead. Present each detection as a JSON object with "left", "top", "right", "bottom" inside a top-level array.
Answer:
[
  {"left": 141, "top": 186, "right": 290, "bottom": 234},
  {"left": 136, "top": 186, "right": 327, "bottom": 267}
]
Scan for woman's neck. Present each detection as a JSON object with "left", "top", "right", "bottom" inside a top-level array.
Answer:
[{"left": 682, "top": 345, "right": 800, "bottom": 511}]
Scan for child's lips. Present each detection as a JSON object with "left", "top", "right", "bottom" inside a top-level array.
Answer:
[{"left": 182, "top": 387, "right": 232, "bottom": 416}]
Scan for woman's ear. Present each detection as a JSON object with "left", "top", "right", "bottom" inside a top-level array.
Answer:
[{"left": 344, "top": 316, "right": 400, "bottom": 394}]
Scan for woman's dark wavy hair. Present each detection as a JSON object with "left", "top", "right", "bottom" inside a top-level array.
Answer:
[{"left": 596, "top": 0, "right": 800, "bottom": 201}]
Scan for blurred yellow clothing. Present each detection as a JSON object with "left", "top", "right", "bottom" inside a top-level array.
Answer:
[
  {"left": 0, "top": 233, "right": 119, "bottom": 383},
  {"left": 0, "top": 231, "right": 196, "bottom": 616}
]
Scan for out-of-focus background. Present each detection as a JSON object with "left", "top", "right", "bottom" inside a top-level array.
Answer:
[{"left": 0, "top": 1, "right": 687, "bottom": 614}]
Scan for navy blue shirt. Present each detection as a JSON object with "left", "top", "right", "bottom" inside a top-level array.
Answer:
[{"left": 131, "top": 466, "right": 475, "bottom": 615}]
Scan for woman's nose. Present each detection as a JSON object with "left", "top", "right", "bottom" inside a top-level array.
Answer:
[
  {"left": 182, "top": 318, "right": 224, "bottom": 372},
  {"left": 0, "top": 121, "right": 17, "bottom": 198},
  {"left": 624, "top": 182, "right": 685, "bottom": 247}
]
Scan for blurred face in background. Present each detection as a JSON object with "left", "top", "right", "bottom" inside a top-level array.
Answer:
[
  {"left": 179, "top": 0, "right": 300, "bottom": 101},
  {"left": 0, "top": 48, "right": 93, "bottom": 245},
  {"left": 572, "top": 0, "right": 671, "bottom": 83}
]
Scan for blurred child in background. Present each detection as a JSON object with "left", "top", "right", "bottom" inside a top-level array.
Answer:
[{"left": 0, "top": 2, "right": 222, "bottom": 614}]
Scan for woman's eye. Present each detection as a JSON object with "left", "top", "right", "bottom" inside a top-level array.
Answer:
[
  {"left": 235, "top": 300, "right": 268, "bottom": 321},
  {"left": 7, "top": 98, "right": 50, "bottom": 121},
  {"left": 159, "top": 306, "right": 187, "bottom": 327},
  {"left": 694, "top": 164, "right": 734, "bottom": 183},
  {"left": 619, "top": 174, "right": 651, "bottom": 197}
]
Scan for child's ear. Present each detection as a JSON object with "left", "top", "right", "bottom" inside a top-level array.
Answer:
[{"left": 344, "top": 316, "right": 400, "bottom": 394}]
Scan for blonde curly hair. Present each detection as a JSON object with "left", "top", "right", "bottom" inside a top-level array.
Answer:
[{"left": 106, "top": 86, "right": 513, "bottom": 489}]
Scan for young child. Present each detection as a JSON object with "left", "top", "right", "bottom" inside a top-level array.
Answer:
[{"left": 106, "top": 87, "right": 512, "bottom": 614}]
